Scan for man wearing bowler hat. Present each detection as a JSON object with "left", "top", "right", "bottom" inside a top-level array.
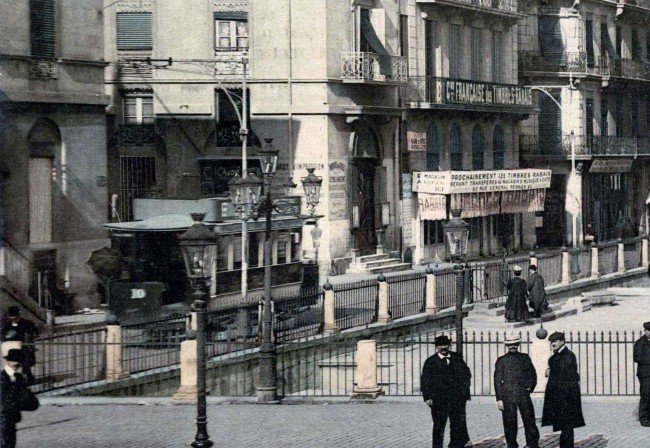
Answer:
[
  {"left": 542, "top": 332, "right": 585, "bottom": 448},
  {"left": 1, "top": 349, "right": 39, "bottom": 448},
  {"left": 421, "top": 335, "right": 472, "bottom": 448},
  {"left": 633, "top": 321, "right": 650, "bottom": 426},
  {"left": 494, "top": 331, "right": 539, "bottom": 448}
]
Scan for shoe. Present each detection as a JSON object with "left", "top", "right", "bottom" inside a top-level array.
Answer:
[{"left": 641, "top": 421, "right": 650, "bottom": 427}]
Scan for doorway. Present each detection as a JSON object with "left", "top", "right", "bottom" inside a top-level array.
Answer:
[{"left": 352, "top": 160, "right": 377, "bottom": 255}]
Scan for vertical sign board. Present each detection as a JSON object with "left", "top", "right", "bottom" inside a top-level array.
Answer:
[
  {"left": 329, "top": 159, "right": 347, "bottom": 220},
  {"left": 401, "top": 173, "right": 414, "bottom": 246}
]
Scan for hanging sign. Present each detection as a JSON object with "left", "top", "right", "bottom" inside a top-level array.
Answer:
[
  {"left": 589, "top": 159, "right": 633, "bottom": 173},
  {"left": 413, "top": 169, "right": 552, "bottom": 194},
  {"left": 417, "top": 193, "right": 447, "bottom": 220},
  {"left": 407, "top": 131, "right": 426, "bottom": 152}
]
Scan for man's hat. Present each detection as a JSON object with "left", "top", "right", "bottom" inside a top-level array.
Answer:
[
  {"left": 529, "top": 265, "right": 537, "bottom": 271},
  {"left": 643, "top": 322, "right": 650, "bottom": 331},
  {"left": 513, "top": 265, "right": 522, "bottom": 273},
  {"left": 504, "top": 331, "right": 521, "bottom": 345},
  {"left": 434, "top": 335, "right": 451, "bottom": 346},
  {"left": 548, "top": 331, "right": 565, "bottom": 342},
  {"left": 7, "top": 306, "right": 20, "bottom": 317},
  {"left": 3, "top": 349, "right": 22, "bottom": 362}
]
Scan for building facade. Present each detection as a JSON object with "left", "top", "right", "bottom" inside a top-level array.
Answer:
[{"left": 0, "top": 0, "right": 109, "bottom": 312}]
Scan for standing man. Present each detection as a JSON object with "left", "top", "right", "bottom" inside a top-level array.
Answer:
[
  {"left": 527, "top": 265, "right": 548, "bottom": 318},
  {"left": 542, "top": 332, "right": 585, "bottom": 448},
  {"left": 421, "top": 335, "right": 472, "bottom": 448},
  {"left": 494, "top": 331, "right": 540, "bottom": 448},
  {"left": 1, "top": 306, "right": 39, "bottom": 385},
  {"left": 1, "top": 349, "right": 40, "bottom": 448},
  {"left": 633, "top": 321, "right": 650, "bottom": 427},
  {"left": 505, "top": 266, "right": 529, "bottom": 323}
]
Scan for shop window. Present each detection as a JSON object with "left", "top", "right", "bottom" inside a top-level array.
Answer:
[
  {"left": 30, "top": 0, "right": 56, "bottom": 58},
  {"left": 116, "top": 12, "right": 152, "bottom": 51},
  {"left": 214, "top": 12, "right": 248, "bottom": 51}
]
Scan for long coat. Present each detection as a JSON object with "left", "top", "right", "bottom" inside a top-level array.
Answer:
[
  {"left": 494, "top": 351, "right": 537, "bottom": 402},
  {"left": 421, "top": 351, "right": 471, "bottom": 406},
  {"left": 542, "top": 347, "right": 585, "bottom": 430},
  {"left": 526, "top": 272, "right": 548, "bottom": 314},
  {"left": 505, "top": 277, "right": 529, "bottom": 321},
  {"left": 634, "top": 336, "right": 650, "bottom": 379},
  {"left": 0, "top": 370, "right": 23, "bottom": 426}
]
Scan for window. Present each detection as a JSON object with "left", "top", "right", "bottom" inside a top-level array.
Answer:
[
  {"left": 123, "top": 96, "right": 154, "bottom": 125},
  {"left": 449, "top": 25, "right": 462, "bottom": 78},
  {"left": 632, "top": 28, "right": 640, "bottom": 61},
  {"left": 492, "top": 31, "right": 502, "bottom": 83},
  {"left": 538, "top": 16, "right": 564, "bottom": 65},
  {"left": 615, "top": 96, "right": 623, "bottom": 136},
  {"left": 601, "top": 23, "right": 619, "bottom": 62},
  {"left": 585, "top": 19, "right": 594, "bottom": 68},
  {"left": 214, "top": 12, "right": 248, "bottom": 51},
  {"left": 450, "top": 124, "right": 463, "bottom": 170},
  {"left": 631, "top": 97, "right": 639, "bottom": 137},
  {"left": 586, "top": 98, "right": 594, "bottom": 141},
  {"left": 424, "top": 220, "right": 444, "bottom": 245},
  {"left": 539, "top": 92, "right": 562, "bottom": 153},
  {"left": 471, "top": 125, "right": 484, "bottom": 170},
  {"left": 116, "top": 12, "right": 152, "bottom": 51},
  {"left": 30, "top": 0, "right": 55, "bottom": 58},
  {"left": 616, "top": 26, "right": 622, "bottom": 59},
  {"left": 471, "top": 28, "right": 482, "bottom": 80},
  {"left": 400, "top": 15, "right": 409, "bottom": 59},
  {"left": 601, "top": 97, "right": 609, "bottom": 136},
  {"left": 425, "top": 21, "right": 437, "bottom": 77},
  {"left": 492, "top": 125, "right": 505, "bottom": 169},
  {"left": 426, "top": 123, "right": 440, "bottom": 171}
]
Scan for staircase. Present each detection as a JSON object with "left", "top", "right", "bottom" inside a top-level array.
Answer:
[
  {"left": 346, "top": 253, "right": 412, "bottom": 275},
  {"left": 0, "top": 243, "right": 47, "bottom": 324}
]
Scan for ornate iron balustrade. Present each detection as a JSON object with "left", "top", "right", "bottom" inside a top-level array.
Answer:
[
  {"left": 340, "top": 52, "right": 407, "bottom": 82},
  {"left": 419, "top": 0, "right": 521, "bottom": 12},
  {"left": 117, "top": 124, "right": 159, "bottom": 146},
  {"left": 520, "top": 133, "right": 650, "bottom": 156},
  {"left": 518, "top": 51, "right": 595, "bottom": 73}
]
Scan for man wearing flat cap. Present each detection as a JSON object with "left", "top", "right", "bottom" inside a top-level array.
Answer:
[
  {"left": 505, "top": 266, "right": 529, "bottom": 323},
  {"left": 633, "top": 322, "right": 650, "bottom": 426},
  {"left": 494, "top": 331, "right": 539, "bottom": 448},
  {"left": 542, "top": 332, "right": 585, "bottom": 448},
  {"left": 1, "top": 349, "right": 39, "bottom": 448},
  {"left": 421, "top": 335, "right": 472, "bottom": 448}
]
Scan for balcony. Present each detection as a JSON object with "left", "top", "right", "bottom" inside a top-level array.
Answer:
[
  {"left": 616, "top": 0, "right": 650, "bottom": 15},
  {"left": 116, "top": 124, "right": 159, "bottom": 146},
  {"left": 417, "top": 0, "right": 524, "bottom": 17},
  {"left": 518, "top": 51, "right": 609, "bottom": 76},
  {"left": 340, "top": 52, "right": 407, "bottom": 83},
  {"left": 402, "top": 76, "right": 533, "bottom": 115},
  {"left": 520, "top": 133, "right": 650, "bottom": 157}
]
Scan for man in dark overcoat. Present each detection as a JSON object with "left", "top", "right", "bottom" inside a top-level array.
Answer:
[
  {"left": 1, "top": 306, "right": 39, "bottom": 385},
  {"left": 542, "top": 332, "right": 585, "bottom": 448},
  {"left": 421, "top": 335, "right": 472, "bottom": 448},
  {"left": 494, "top": 331, "right": 539, "bottom": 448},
  {"left": 526, "top": 265, "right": 548, "bottom": 318},
  {"left": 505, "top": 266, "right": 529, "bottom": 323},
  {"left": 1, "top": 349, "right": 39, "bottom": 448},
  {"left": 633, "top": 321, "right": 650, "bottom": 426}
]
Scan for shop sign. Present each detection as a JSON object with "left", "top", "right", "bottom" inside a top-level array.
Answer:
[
  {"left": 402, "top": 173, "right": 412, "bottom": 199},
  {"left": 329, "top": 160, "right": 347, "bottom": 220},
  {"left": 417, "top": 193, "right": 447, "bottom": 220},
  {"left": 407, "top": 131, "right": 426, "bottom": 151},
  {"left": 412, "top": 169, "right": 552, "bottom": 194},
  {"left": 589, "top": 159, "right": 633, "bottom": 173},
  {"left": 429, "top": 78, "right": 533, "bottom": 107}
]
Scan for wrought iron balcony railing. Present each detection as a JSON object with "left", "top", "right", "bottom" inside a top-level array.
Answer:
[
  {"left": 520, "top": 133, "right": 650, "bottom": 156},
  {"left": 340, "top": 52, "right": 408, "bottom": 83},
  {"left": 518, "top": 51, "right": 609, "bottom": 75},
  {"left": 117, "top": 124, "right": 159, "bottom": 146},
  {"left": 417, "top": 0, "right": 521, "bottom": 13}
]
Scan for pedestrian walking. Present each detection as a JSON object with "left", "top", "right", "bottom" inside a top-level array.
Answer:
[
  {"left": 633, "top": 321, "right": 650, "bottom": 427},
  {"left": 1, "top": 349, "right": 40, "bottom": 448},
  {"left": 494, "top": 331, "right": 540, "bottom": 448},
  {"left": 527, "top": 265, "right": 548, "bottom": 318},
  {"left": 421, "top": 335, "right": 471, "bottom": 448},
  {"left": 542, "top": 332, "right": 585, "bottom": 448},
  {"left": 505, "top": 265, "right": 529, "bottom": 323},
  {"left": 1, "top": 306, "right": 39, "bottom": 385}
]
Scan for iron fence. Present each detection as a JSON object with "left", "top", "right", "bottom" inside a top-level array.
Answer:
[
  {"left": 624, "top": 240, "right": 641, "bottom": 270},
  {"left": 537, "top": 252, "right": 562, "bottom": 286},
  {"left": 31, "top": 327, "right": 107, "bottom": 393},
  {"left": 598, "top": 245, "right": 618, "bottom": 274},
  {"left": 573, "top": 248, "right": 592, "bottom": 281},
  {"left": 205, "top": 305, "right": 260, "bottom": 357},
  {"left": 387, "top": 272, "right": 426, "bottom": 319},
  {"left": 434, "top": 268, "right": 457, "bottom": 309},
  {"left": 273, "top": 287, "right": 324, "bottom": 343},
  {"left": 333, "top": 279, "right": 379, "bottom": 330}
]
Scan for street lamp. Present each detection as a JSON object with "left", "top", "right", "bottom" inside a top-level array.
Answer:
[
  {"left": 178, "top": 213, "right": 216, "bottom": 448},
  {"left": 443, "top": 209, "right": 470, "bottom": 355}
]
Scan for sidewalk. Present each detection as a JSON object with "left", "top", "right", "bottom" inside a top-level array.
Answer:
[{"left": 18, "top": 396, "right": 642, "bottom": 447}]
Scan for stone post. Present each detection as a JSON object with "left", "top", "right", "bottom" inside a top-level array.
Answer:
[
  {"left": 642, "top": 234, "right": 649, "bottom": 267},
  {"left": 189, "top": 311, "right": 198, "bottom": 331},
  {"left": 530, "top": 329, "right": 550, "bottom": 397},
  {"left": 590, "top": 242, "right": 599, "bottom": 278},
  {"left": 529, "top": 251, "right": 537, "bottom": 268},
  {"left": 105, "top": 320, "right": 128, "bottom": 381},
  {"left": 424, "top": 266, "right": 438, "bottom": 314},
  {"left": 351, "top": 339, "right": 383, "bottom": 398},
  {"left": 376, "top": 275, "right": 391, "bottom": 324},
  {"left": 322, "top": 281, "right": 339, "bottom": 335},
  {"left": 561, "top": 246, "right": 570, "bottom": 284},
  {"left": 173, "top": 330, "right": 198, "bottom": 400},
  {"left": 617, "top": 238, "right": 625, "bottom": 273}
]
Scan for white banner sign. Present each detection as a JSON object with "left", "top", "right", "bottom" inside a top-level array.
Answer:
[
  {"left": 417, "top": 193, "right": 447, "bottom": 221},
  {"left": 413, "top": 169, "right": 552, "bottom": 194}
]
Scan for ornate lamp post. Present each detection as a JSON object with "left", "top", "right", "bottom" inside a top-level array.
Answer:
[
  {"left": 443, "top": 209, "right": 470, "bottom": 355},
  {"left": 228, "top": 139, "right": 322, "bottom": 403},
  {"left": 178, "top": 213, "right": 216, "bottom": 448}
]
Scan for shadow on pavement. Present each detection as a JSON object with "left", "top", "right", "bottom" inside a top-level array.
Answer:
[{"left": 468, "top": 433, "right": 607, "bottom": 448}]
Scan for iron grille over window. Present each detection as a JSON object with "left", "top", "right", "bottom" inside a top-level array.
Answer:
[
  {"left": 119, "top": 156, "right": 156, "bottom": 221},
  {"left": 117, "top": 12, "right": 152, "bottom": 50},
  {"left": 30, "top": 0, "right": 55, "bottom": 58}
]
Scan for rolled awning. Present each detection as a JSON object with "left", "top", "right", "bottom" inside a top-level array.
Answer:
[{"left": 360, "top": 9, "right": 392, "bottom": 77}]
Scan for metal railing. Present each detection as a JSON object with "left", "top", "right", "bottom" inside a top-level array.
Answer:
[
  {"left": 340, "top": 52, "right": 407, "bottom": 82},
  {"left": 0, "top": 240, "right": 33, "bottom": 301},
  {"left": 520, "top": 133, "right": 650, "bottom": 157},
  {"left": 387, "top": 272, "right": 426, "bottom": 319},
  {"left": 537, "top": 251, "right": 563, "bottom": 286},
  {"left": 332, "top": 279, "right": 379, "bottom": 330},
  {"left": 273, "top": 287, "right": 324, "bottom": 343}
]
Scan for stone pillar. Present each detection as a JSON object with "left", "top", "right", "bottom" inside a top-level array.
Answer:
[
  {"left": 642, "top": 235, "right": 649, "bottom": 267},
  {"left": 105, "top": 323, "right": 128, "bottom": 381},
  {"left": 376, "top": 275, "right": 391, "bottom": 324},
  {"left": 529, "top": 251, "right": 537, "bottom": 268},
  {"left": 424, "top": 266, "right": 438, "bottom": 314},
  {"left": 189, "top": 311, "right": 198, "bottom": 331},
  {"left": 322, "top": 282, "right": 339, "bottom": 335},
  {"left": 590, "top": 242, "right": 600, "bottom": 278},
  {"left": 375, "top": 229, "right": 385, "bottom": 255},
  {"left": 173, "top": 335, "right": 198, "bottom": 400},
  {"left": 617, "top": 238, "right": 625, "bottom": 273},
  {"left": 351, "top": 339, "right": 383, "bottom": 398},
  {"left": 561, "top": 246, "right": 570, "bottom": 284},
  {"left": 530, "top": 330, "right": 550, "bottom": 397}
]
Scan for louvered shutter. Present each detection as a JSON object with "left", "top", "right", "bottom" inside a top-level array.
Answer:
[
  {"left": 585, "top": 20, "right": 594, "bottom": 68},
  {"left": 30, "top": 0, "right": 55, "bottom": 58},
  {"left": 492, "top": 31, "right": 502, "bottom": 83},
  {"left": 538, "top": 16, "right": 564, "bottom": 65},
  {"left": 539, "top": 93, "right": 562, "bottom": 154},
  {"left": 471, "top": 28, "right": 482, "bottom": 80},
  {"left": 117, "top": 12, "right": 152, "bottom": 50}
]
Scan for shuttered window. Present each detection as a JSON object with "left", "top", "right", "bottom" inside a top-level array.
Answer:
[
  {"left": 117, "top": 12, "right": 152, "bottom": 50},
  {"left": 449, "top": 25, "right": 461, "bottom": 78},
  {"left": 631, "top": 97, "right": 639, "bottom": 137},
  {"left": 450, "top": 124, "right": 463, "bottom": 170},
  {"left": 492, "top": 31, "right": 502, "bottom": 83},
  {"left": 586, "top": 98, "right": 594, "bottom": 140},
  {"left": 471, "top": 125, "right": 484, "bottom": 170},
  {"left": 616, "top": 26, "right": 622, "bottom": 58},
  {"left": 30, "top": 0, "right": 55, "bottom": 58},
  {"left": 539, "top": 93, "right": 562, "bottom": 154},
  {"left": 615, "top": 96, "right": 624, "bottom": 136},
  {"left": 471, "top": 28, "right": 482, "bottom": 80},
  {"left": 601, "top": 23, "right": 619, "bottom": 60},
  {"left": 601, "top": 98, "right": 609, "bottom": 136},
  {"left": 585, "top": 19, "right": 594, "bottom": 68},
  {"left": 425, "top": 21, "right": 437, "bottom": 77},
  {"left": 426, "top": 123, "right": 440, "bottom": 171},
  {"left": 492, "top": 125, "right": 505, "bottom": 169},
  {"left": 538, "top": 16, "right": 564, "bottom": 64},
  {"left": 632, "top": 28, "right": 640, "bottom": 61}
]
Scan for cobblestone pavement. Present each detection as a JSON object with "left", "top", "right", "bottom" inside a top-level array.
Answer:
[{"left": 17, "top": 397, "right": 645, "bottom": 447}]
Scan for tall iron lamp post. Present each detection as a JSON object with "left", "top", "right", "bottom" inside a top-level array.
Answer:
[
  {"left": 178, "top": 213, "right": 216, "bottom": 448},
  {"left": 228, "top": 139, "right": 322, "bottom": 403},
  {"left": 443, "top": 209, "right": 470, "bottom": 355}
]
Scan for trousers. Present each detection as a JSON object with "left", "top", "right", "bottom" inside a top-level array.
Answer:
[
  {"left": 501, "top": 395, "right": 539, "bottom": 448},
  {"left": 558, "top": 426, "right": 574, "bottom": 448},
  {"left": 430, "top": 401, "right": 469, "bottom": 448},
  {"left": 1, "top": 420, "right": 17, "bottom": 448},
  {"left": 639, "top": 377, "right": 650, "bottom": 424}
]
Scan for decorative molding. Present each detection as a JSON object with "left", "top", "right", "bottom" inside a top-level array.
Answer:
[
  {"left": 212, "top": 0, "right": 248, "bottom": 11},
  {"left": 117, "top": 0, "right": 155, "bottom": 12},
  {"left": 28, "top": 60, "right": 58, "bottom": 80}
]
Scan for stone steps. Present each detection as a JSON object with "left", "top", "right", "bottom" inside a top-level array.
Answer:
[
  {"left": 346, "top": 253, "right": 413, "bottom": 275},
  {"left": 367, "top": 263, "right": 412, "bottom": 274}
]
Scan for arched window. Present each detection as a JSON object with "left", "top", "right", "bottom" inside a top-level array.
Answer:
[
  {"left": 426, "top": 123, "right": 440, "bottom": 170},
  {"left": 450, "top": 123, "right": 463, "bottom": 170},
  {"left": 471, "top": 125, "right": 484, "bottom": 170},
  {"left": 493, "top": 125, "right": 505, "bottom": 169}
]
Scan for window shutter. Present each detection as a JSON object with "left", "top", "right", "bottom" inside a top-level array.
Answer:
[
  {"left": 586, "top": 98, "right": 594, "bottom": 139},
  {"left": 585, "top": 20, "right": 594, "bottom": 68},
  {"left": 30, "top": 0, "right": 55, "bottom": 58},
  {"left": 492, "top": 31, "right": 502, "bottom": 83},
  {"left": 425, "top": 21, "right": 436, "bottom": 77},
  {"left": 538, "top": 16, "right": 564, "bottom": 65},
  {"left": 539, "top": 93, "right": 562, "bottom": 154},
  {"left": 601, "top": 24, "right": 619, "bottom": 60},
  {"left": 471, "top": 28, "right": 482, "bottom": 80},
  {"left": 449, "top": 25, "right": 461, "bottom": 78},
  {"left": 117, "top": 12, "right": 153, "bottom": 50},
  {"left": 426, "top": 124, "right": 440, "bottom": 171}
]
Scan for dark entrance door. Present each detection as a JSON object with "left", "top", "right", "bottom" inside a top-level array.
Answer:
[
  {"left": 352, "top": 160, "right": 377, "bottom": 255},
  {"left": 536, "top": 174, "right": 566, "bottom": 247}
]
